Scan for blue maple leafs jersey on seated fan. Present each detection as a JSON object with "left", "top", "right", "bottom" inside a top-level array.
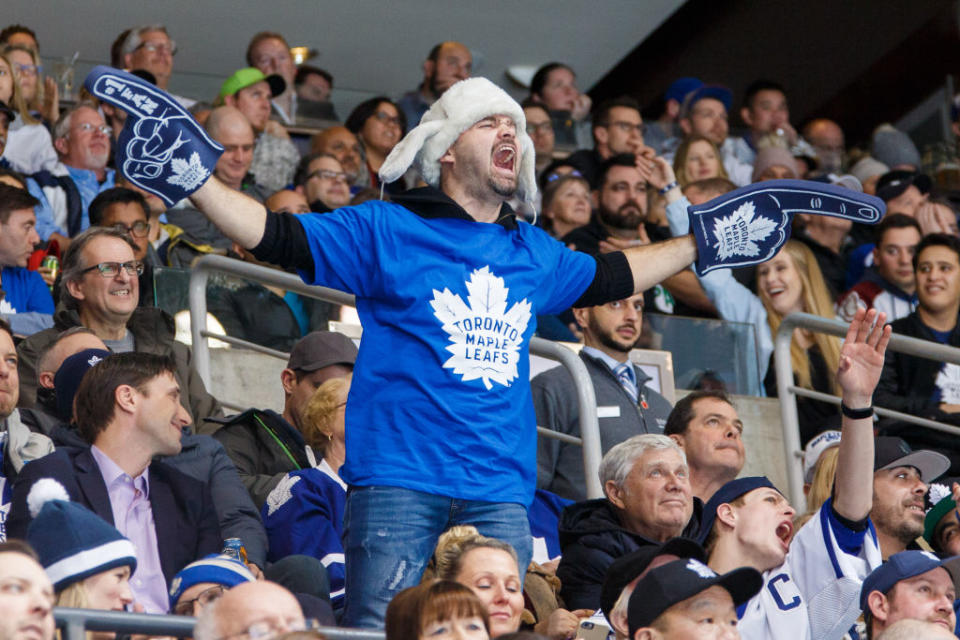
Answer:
[{"left": 296, "top": 201, "right": 596, "bottom": 506}]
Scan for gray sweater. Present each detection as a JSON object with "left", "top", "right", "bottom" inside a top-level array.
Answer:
[{"left": 534, "top": 351, "right": 673, "bottom": 501}]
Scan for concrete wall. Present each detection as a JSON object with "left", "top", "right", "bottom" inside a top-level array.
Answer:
[{"left": 207, "top": 349, "right": 791, "bottom": 495}]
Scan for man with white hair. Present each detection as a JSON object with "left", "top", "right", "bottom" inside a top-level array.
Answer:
[
  {"left": 26, "top": 105, "right": 115, "bottom": 244},
  {"left": 85, "top": 66, "right": 856, "bottom": 627},
  {"left": 557, "top": 434, "right": 700, "bottom": 610}
]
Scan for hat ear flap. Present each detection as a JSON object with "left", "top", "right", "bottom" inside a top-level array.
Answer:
[{"left": 379, "top": 120, "right": 445, "bottom": 186}]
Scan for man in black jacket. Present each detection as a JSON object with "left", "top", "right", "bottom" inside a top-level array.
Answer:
[
  {"left": 876, "top": 233, "right": 960, "bottom": 472},
  {"left": 556, "top": 434, "right": 700, "bottom": 611},
  {"left": 534, "top": 292, "right": 672, "bottom": 501},
  {"left": 211, "top": 330, "right": 356, "bottom": 508}
]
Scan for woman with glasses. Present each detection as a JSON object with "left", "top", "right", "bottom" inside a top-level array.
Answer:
[
  {"left": 344, "top": 97, "right": 407, "bottom": 195},
  {"left": 1, "top": 43, "right": 58, "bottom": 125},
  {"left": 262, "top": 376, "right": 352, "bottom": 611},
  {"left": 0, "top": 51, "right": 57, "bottom": 174},
  {"left": 169, "top": 555, "right": 256, "bottom": 618}
]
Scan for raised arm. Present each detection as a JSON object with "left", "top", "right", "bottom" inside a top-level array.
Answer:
[
  {"left": 621, "top": 235, "right": 698, "bottom": 296},
  {"left": 833, "top": 308, "right": 891, "bottom": 521},
  {"left": 190, "top": 177, "right": 269, "bottom": 249}
]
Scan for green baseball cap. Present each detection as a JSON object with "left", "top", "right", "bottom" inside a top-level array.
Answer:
[{"left": 218, "top": 67, "right": 285, "bottom": 102}]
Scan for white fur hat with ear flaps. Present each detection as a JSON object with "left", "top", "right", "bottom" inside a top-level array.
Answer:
[{"left": 378, "top": 77, "right": 538, "bottom": 203}]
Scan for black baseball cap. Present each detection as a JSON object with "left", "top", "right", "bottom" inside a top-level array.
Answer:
[
  {"left": 875, "top": 170, "right": 932, "bottom": 203},
  {"left": 600, "top": 537, "right": 706, "bottom": 622},
  {"left": 627, "top": 558, "right": 762, "bottom": 636},
  {"left": 286, "top": 330, "right": 357, "bottom": 371},
  {"left": 874, "top": 436, "right": 949, "bottom": 483}
]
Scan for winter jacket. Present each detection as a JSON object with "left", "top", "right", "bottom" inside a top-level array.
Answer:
[
  {"left": 534, "top": 351, "right": 672, "bottom": 501},
  {"left": 556, "top": 497, "right": 701, "bottom": 610},
  {"left": 876, "top": 313, "right": 960, "bottom": 420},
  {"left": 16, "top": 306, "right": 222, "bottom": 429},
  {"left": 210, "top": 408, "right": 311, "bottom": 509}
]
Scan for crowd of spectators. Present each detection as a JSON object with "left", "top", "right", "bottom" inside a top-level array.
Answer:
[{"left": 2, "top": 17, "right": 960, "bottom": 640}]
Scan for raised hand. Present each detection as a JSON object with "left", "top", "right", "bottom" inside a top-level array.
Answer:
[
  {"left": 837, "top": 307, "right": 891, "bottom": 407},
  {"left": 645, "top": 156, "right": 677, "bottom": 193}
]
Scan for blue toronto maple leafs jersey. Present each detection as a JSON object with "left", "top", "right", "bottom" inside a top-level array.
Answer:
[
  {"left": 262, "top": 468, "right": 346, "bottom": 605},
  {"left": 296, "top": 201, "right": 596, "bottom": 505}
]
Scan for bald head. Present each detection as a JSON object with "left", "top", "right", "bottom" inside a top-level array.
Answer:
[
  {"left": 37, "top": 329, "right": 108, "bottom": 390},
  {"left": 206, "top": 107, "right": 256, "bottom": 190},
  {"left": 803, "top": 118, "right": 845, "bottom": 172},
  {"left": 205, "top": 106, "right": 254, "bottom": 142},
  {"left": 195, "top": 581, "right": 303, "bottom": 640}
]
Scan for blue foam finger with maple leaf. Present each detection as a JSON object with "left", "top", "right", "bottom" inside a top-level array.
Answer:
[
  {"left": 688, "top": 179, "right": 885, "bottom": 275},
  {"left": 84, "top": 66, "right": 223, "bottom": 206}
]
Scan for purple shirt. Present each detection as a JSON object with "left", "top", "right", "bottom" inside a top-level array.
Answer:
[{"left": 90, "top": 446, "right": 169, "bottom": 613}]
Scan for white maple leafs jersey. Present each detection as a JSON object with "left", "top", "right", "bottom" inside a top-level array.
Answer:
[
  {"left": 296, "top": 201, "right": 596, "bottom": 505},
  {"left": 737, "top": 498, "right": 882, "bottom": 640}
]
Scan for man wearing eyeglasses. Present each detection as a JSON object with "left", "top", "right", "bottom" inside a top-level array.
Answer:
[
  {"left": 566, "top": 97, "right": 654, "bottom": 189},
  {"left": 194, "top": 580, "right": 311, "bottom": 640},
  {"left": 293, "top": 153, "right": 351, "bottom": 213},
  {"left": 14, "top": 227, "right": 222, "bottom": 426},
  {"left": 89, "top": 187, "right": 156, "bottom": 265},
  {"left": 118, "top": 25, "right": 195, "bottom": 107},
  {"left": 25, "top": 105, "right": 116, "bottom": 248}
]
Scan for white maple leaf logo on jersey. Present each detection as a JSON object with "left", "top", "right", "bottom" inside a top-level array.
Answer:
[
  {"left": 0, "top": 299, "right": 14, "bottom": 315},
  {"left": 166, "top": 151, "right": 210, "bottom": 190},
  {"left": 430, "top": 266, "right": 531, "bottom": 390},
  {"left": 265, "top": 474, "right": 301, "bottom": 516},
  {"left": 686, "top": 559, "right": 717, "bottom": 579},
  {"left": 935, "top": 363, "right": 960, "bottom": 404},
  {"left": 929, "top": 483, "right": 951, "bottom": 508},
  {"left": 711, "top": 201, "right": 777, "bottom": 261}
]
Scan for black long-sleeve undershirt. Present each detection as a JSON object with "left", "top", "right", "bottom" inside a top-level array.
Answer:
[{"left": 250, "top": 210, "right": 635, "bottom": 307}]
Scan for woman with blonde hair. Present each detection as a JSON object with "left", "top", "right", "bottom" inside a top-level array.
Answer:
[
  {"left": 25, "top": 480, "right": 138, "bottom": 637},
  {"left": 0, "top": 51, "right": 57, "bottom": 173},
  {"left": 672, "top": 134, "right": 728, "bottom": 188},
  {"left": 386, "top": 580, "right": 490, "bottom": 640},
  {"left": 657, "top": 156, "right": 842, "bottom": 443},
  {"left": 2, "top": 43, "right": 58, "bottom": 123},
  {"left": 718, "top": 239, "right": 843, "bottom": 443},
  {"left": 262, "top": 375, "right": 351, "bottom": 607},
  {"left": 433, "top": 526, "right": 591, "bottom": 640}
]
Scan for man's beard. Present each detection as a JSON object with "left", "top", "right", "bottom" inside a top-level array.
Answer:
[
  {"left": 488, "top": 173, "right": 518, "bottom": 198},
  {"left": 600, "top": 200, "right": 646, "bottom": 231},
  {"left": 873, "top": 500, "right": 924, "bottom": 545},
  {"left": 588, "top": 314, "right": 638, "bottom": 355}
]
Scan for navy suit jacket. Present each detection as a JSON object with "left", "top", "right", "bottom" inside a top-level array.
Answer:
[{"left": 8, "top": 446, "right": 221, "bottom": 583}]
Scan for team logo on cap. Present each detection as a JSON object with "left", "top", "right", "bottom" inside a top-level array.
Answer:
[
  {"left": 169, "top": 576, "right": 181, "bottom": 597},
  {"left": 686, "top": 559, "right": 717, "bottom": 579},
  {"left": 88, "top": 355, "right": 102, "bottom": 366}
]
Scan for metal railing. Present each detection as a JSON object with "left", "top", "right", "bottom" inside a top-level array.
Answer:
[
  {"left": 774, "top": 312, "right": 960, "bottom": 507},
  {"left": 188, "top": 255, "right": 605, "bottom": 498},
  {"left": 55, "top": 607, "right": 385, "bottom": 640}
]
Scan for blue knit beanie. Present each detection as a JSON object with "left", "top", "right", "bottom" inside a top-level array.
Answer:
[
  {"left": 168, "top": 555, "right": 255, "bottom": 607},
  {"left": 26, "top": 478, "right": 138, "bottom": 592}
]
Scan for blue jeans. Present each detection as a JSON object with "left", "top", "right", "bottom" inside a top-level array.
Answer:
[{"left": 340, "top": 485, "right": 532, "bottom": 629}]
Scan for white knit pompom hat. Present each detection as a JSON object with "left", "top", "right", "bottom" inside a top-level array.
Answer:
[{"left": 378, "top": 77, "right": 538, "bottom": 203}]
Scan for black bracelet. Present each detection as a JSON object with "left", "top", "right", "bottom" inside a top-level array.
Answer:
[
  {"left": 841, "top": 403, "right": 873, "bottom": 419},
  {"left": 658, "top": 180, "right": 679, "bottom": 195}
]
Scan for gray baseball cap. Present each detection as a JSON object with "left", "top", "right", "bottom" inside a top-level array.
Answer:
[{"left": 287, "top": 331, "right": 357, "bottom": 371}]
